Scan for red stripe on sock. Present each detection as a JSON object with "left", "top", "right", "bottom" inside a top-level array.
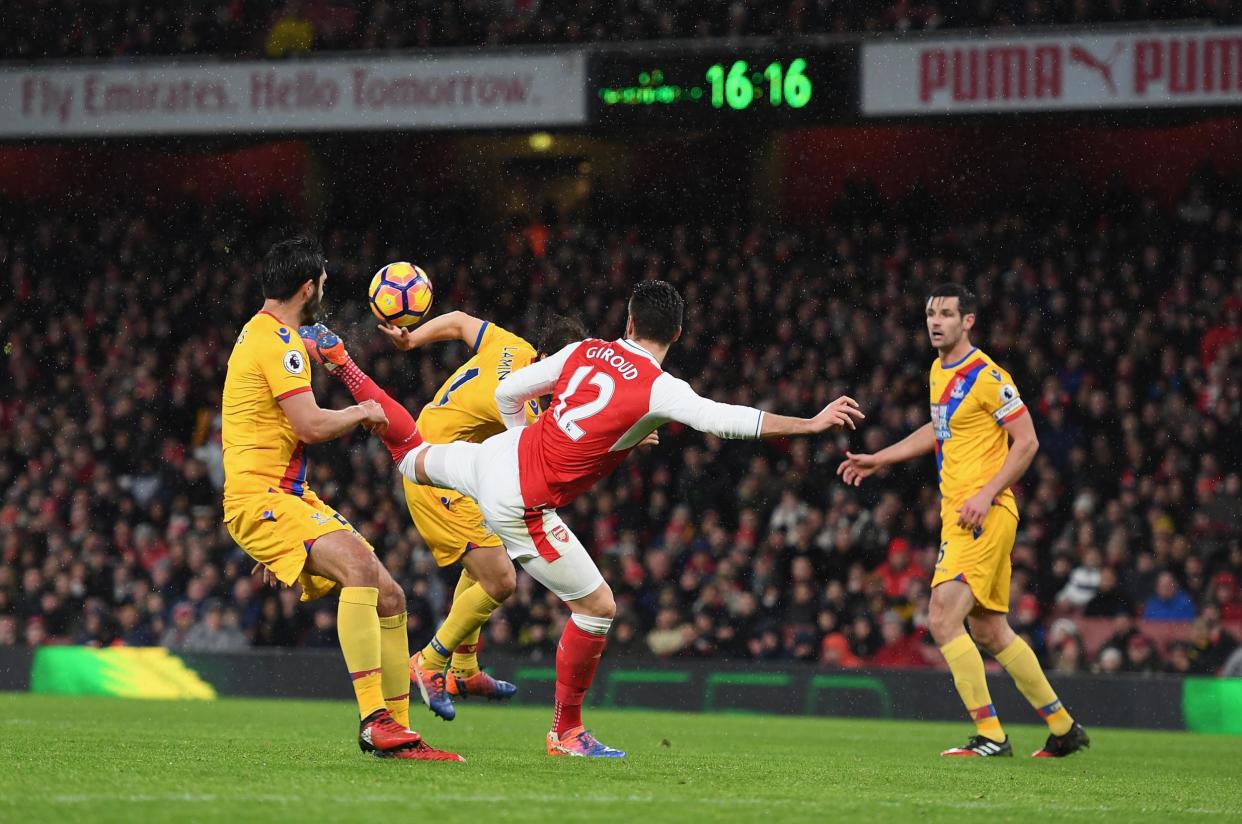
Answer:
[{"left": 350, "top": 666, "right": 382, "bottom": 681}]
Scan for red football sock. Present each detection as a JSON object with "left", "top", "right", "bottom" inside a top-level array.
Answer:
[
  {"left": 334, "top": 359, "right": 422, "bottom": 461},
  {"left": 552, "top": 621, "right": 608, "bottom": 736}
]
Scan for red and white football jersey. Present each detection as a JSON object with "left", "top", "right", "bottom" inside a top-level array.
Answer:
[{"left": 495, "top": 338, "right": 765, "bottom": 509}]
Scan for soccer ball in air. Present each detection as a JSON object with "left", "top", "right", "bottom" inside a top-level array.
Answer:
[{"left": 368, "top": 262, "right": 433, "bottom": 328}]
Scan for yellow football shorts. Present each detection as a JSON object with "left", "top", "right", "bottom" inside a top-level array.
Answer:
[
  {"left": 932, "top": 503, "right": 1018, "bottom": 613},
  {"left": 403, "top": 478, "right": 502, "bottom": 567},
  {"left": 224, "top": 489, "right": 374, "bottom": 602}
]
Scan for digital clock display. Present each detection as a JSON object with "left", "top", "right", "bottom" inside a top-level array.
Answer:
[{"left": 589, "top": 48, "right": 853, "bottom": 127}]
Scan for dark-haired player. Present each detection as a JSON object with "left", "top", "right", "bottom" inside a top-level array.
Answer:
[
  {"left": 384, "top": 281, "right": 864, "bottom": 757},
  {"left": 838, "top": 283, "right": 1089, "bottom": 759},
  {"left": 300, "top": 310, "right": 586, "bottom": 722},
  {"left": 221, "top": 237, "right": 460, "bottom": 761}
]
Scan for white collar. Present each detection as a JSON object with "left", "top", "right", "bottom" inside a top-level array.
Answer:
[{"left": 620, "top": 338, "right": 662, "bottom": 370}]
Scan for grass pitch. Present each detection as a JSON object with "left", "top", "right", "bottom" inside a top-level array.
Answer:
[{"left": 2, "top": 694, "right": 1240, "bottom": 823}]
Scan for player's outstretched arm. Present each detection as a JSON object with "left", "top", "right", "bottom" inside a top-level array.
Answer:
[
  {"left": 279, "top": 391, "right": 387, "bottom": 444},
  {"left": 759, "top": 396, "right": 866, "bottom": 437},
  {"left": 649, "top": 376, "right": 863, "bottom": 441},
  {"left": 494, "top": 342, "right": 579, "bottom": 429},
  {"left": 837, "top": 422, "right": 936, "bottom": 486},
  {"left": 378, "top": 311, "right": 486, "bottom": 352}
]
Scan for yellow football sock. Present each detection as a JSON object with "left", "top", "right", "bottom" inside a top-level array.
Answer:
[
  {"left": 421, "top": 571, "right": 500, "bottom": 674},
  {"left": 996, "top": 637, "right": 1074, "bottom": 736},
  {"left": 450, "top": 570, "right": 486, "bottom": 676},
  {"left": 450, "top": 637, "right": 482, "bottom": 678},
  {"left": 940, "top": 633, "right": 1005, "bottom": 742},
  {"left": 379, "top": 612, "right": 411, "bottom": 728},
  {"left": 338, "top": 586, "right": 385, "bottom": 719}
]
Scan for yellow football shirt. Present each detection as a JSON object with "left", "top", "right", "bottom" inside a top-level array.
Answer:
[
  {"left": 222, "top": 311, "right": 314, "bottom": 515},
  {"left": 929, "top": 347, "right": 1026, "bottom": 519},
  {"left": 415, "top": 321, "right": 540, "bottom": 444}
]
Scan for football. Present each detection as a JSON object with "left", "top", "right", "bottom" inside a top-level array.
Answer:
[{"left": 368, "top": 262, "right": 433, "bottom": 327}]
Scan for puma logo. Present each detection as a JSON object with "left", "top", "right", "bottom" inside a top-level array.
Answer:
[{"left": 1068, "top": 43, "right": 1123, "bottom": 96}]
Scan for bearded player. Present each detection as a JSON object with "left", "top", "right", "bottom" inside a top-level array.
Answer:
[
  {"left": 355, "top": 281, "right": 863, "bottom": 757},
  {"left": 222, "top": 236, "right": 460, "bottom": 761},
  {"left": 300, "top": 310, "right": 586, "bottom": 722},
  {"left": 838, "top": 283, "right": 1089, "bottom": 758}
]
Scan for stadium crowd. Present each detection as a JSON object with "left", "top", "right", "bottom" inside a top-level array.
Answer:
[
  {"left": 4, "top": 0, "right": 1242, "bottom": 60},
  {"left": 1, "top": 167, "right": 1240, "bottom": 677}
]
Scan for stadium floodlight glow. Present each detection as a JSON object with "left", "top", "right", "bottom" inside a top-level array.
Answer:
[{"left": 529, "top": 132, "right": 554, "bottom": 151}]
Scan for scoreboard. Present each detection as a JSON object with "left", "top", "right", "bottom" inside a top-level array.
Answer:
[{"left": 589, "top": 47, "right": 855, "bottom": 127}]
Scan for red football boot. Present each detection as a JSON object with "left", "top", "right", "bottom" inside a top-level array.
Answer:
[
  {"left": 358, "top": 708, "right": 424, "bottom": 755},
  {"left": 387, "top": 740, "right": 466, "bottom": 762}
]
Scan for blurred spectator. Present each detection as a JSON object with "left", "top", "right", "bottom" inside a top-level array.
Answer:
[
  {"left": 160, "top": 603, "right": 198, "bottom": 650},
  {"left": 0, "top": 615, "right": 18, "bottom": 646},
  {"left": 875, "top": 539, "right": 922, "bottom": 600},
  {"left": 1058, "top": 547, "right": 1104, "bottom": 608},
  {"left": 1165, "top": 641, "right": 1194, "bottom": 674},
  {"left": 647, "top": 607, "right": 693, "bottom": 657},
  {"left": 1186, "top": 612, "right": 1240, "bottom": 675},
  {"left": 182, "top": 599, "right": 248, "bottom": 652},
  {"left": 1083, "top": 567, "right": 1133, "bottom": 618},
  {"left": 116, "top": 602, "right": 157, "bottom": 646},
  {"left": 1011, "top": 594, "right": 1047, "bottom": 659},
  {"left": 868, "top": 613, "right": 930, "bottom": 668},
  {"left": 1143, "top": 572, "right": 1198, "bottom": 622},
  {"left": 1047, "top": 619, "right": 1084, "bottom": 673},
  {"left": 1222, "top": 647, "right": 1242, "bottom": 678},
  {"left": 1208, "top": 573, "right": 1242, "bottom": 622},
  {"left": 1123, "top": 633, "right": 1160, "bottom": 674},
  {"left": 303, "top": 608, "right": 339, "bottom": 649},
  {"left": 1095, "top": 646, "right": 1123, "bottom": 674},
  {"left": 253, "top": 595, "right": 298, "bottom": 647}
]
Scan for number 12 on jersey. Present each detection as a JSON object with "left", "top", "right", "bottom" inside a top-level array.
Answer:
[{"left": 551, "top": 366, "right": 615, "bottom": 440}]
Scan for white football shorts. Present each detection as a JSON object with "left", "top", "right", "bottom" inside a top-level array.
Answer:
[{"left": 402, "top": 427, "right": 604, "bottom": 602}]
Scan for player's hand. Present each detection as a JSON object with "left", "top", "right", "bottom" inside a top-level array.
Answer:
[
  {"left": 251, "top": 562, "right": 281, "bottom": 589},
  {"left": 378, "top": 323, "right": 416, "bottom": 351},
  {"left": 811, "top": 396, "right": 865, "bottom": 433},
  {"left": 957, "top": 491, "right": 993, "bottom": 531},
  {"left": 638, "top": 431, "right": 660, "bottom": 449},
  {"left": 837, "top": 451, "right": 882, "bottom": 487},
  {"left": 359, "top": 399, "right": 389, "bottom": 434}
]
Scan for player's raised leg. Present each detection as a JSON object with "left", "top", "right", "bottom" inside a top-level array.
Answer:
[
  {"left": 300, "top": 323, "right": 423, "bottom": 461},
  {"left": 929, "top": 580, "right": 1011, "bottom": 757},
  {"left": 304, "top": 531, "right": 462, "bottom": 762},
  {"left": 970, "top": 612, "right": 1090, "bottom": 758}
]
